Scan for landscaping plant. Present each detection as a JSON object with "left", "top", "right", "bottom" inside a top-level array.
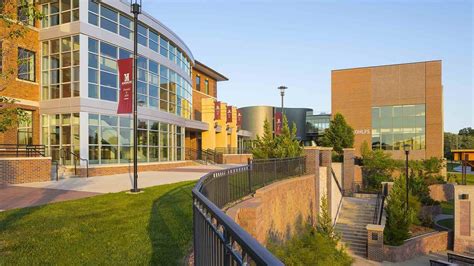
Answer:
[{"left": 321, "top": 113, "right": 354, "bottom": 156}]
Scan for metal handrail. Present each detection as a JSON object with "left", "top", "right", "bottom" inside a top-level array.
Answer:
[
  {"left": 0, "top": 144, "right": 45, "bottom": 157},
  {"left": 193, "top": 157, "right": 306, "bottom": 265},
  {"left": 372, "top": 192, "right": 385, "bottom": 225},
  {"left": 331, "top": 168, "right": 343, "bottom": 193},
  {"left": 59, "top": 148, "right": 89, "bottom": 178}
]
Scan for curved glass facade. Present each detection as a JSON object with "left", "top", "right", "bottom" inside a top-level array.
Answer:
[
  {"left": 86, "top": 0, "right": 191, "bottom": 76},
  {"left": 87, "top": 37, "right": 192, "bottom": 119}
]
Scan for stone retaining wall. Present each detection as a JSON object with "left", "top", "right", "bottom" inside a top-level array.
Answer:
[
  {"left": 383, "top": 231, "right": 450, "bottom": 262},
  {"left": 0, "top": 157, "right": 52, "bottom": 184},
  {"left": 227, "top": 174, "right": 317, "bottom": 244}
]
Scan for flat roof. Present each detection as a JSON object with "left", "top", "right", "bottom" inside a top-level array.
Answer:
[
  {"left": 194, "top": 60, "right": 229, "bottom": 81},
  {"left": 332, "top": 60, "right": 442, "bottom": 72}
]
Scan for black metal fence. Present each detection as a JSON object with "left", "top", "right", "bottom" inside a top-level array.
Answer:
[
  {"left": 192, "top": 156, "right": 306, "bottom": 265},
  {"left": 0, "top": 144, "right": 45, "bottom": 157}
]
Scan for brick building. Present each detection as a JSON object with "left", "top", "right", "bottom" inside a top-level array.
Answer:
[{"left": 332, "top": 61, "right": 443, "bottom": 160}]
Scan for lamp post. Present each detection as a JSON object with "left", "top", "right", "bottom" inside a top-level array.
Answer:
[
  {"left": 277, "top": 86, "right": 287, "bottom": 115},
  {"left": 403, "top": 143, "right": 411, "bottom": 213},
  {"left": 131, "top": 0, "right": 142, "bottom": 193}
]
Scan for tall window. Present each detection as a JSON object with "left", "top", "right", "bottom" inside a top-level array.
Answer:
[
  {"left": 205, "top": 80, "right": 209, "bottom": 95},
  {"left": 195, "top": 75, "right": 200, "bottom": 91},
  {"left": 18, "top": 48, "right": 35, "bottom": 81},
  {"left": 18, "top": 110, "right": 33, "bottom": 145},
  {"left": 42, "top": 35, "right": 80, "bottom": 99}
]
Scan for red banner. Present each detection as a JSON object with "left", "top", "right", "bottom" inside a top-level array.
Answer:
[
  {"left": 275, "top": 112, "right": 282, "bottom": 135},
  {"left": 226, "top": 106, "right": 233, "bottom": 123},
  {"left": 214, "top": 101, "right": 221, "bottom": 120},
  {"left": 237, "top": 110, "right": 242, "bottom": 127},
  {"left": 117, "top": 58, "right": 133, "bottom": 114}
]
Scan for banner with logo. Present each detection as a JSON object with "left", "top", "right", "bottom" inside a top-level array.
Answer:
[
  {"left": 237, "top": 110, "right": 242, "bottom": 127},
  {"left": 226, "top": 106, "right": 233, "bottom": 123},
  {"left": 275, "top": 112, "right": 283, "bottom": 135},
  {"left": 214, "top": 101, "right": 221, "bottom": 120},
  {"left": 117, "top": 58, "right": 133, "bottom": 114}
]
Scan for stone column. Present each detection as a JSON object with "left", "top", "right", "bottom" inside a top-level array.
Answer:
[
  {"left": 343, "top": 148, "right": 355, "bottom": 196},
  {"left": 319, "top": 147, "right": 333, "bottom": 219},
  {"left": 304, "top": 147, "right": 320, "bottom": 226},
  {"left": 367, "top": 224, "right": 385, "bottom": 261}
]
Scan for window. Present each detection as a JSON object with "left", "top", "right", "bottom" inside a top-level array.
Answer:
[
  {"left": 18, "top": 110, "right": 33, "bottom": 145},
  {"left": 42, "top": 113, "right": 80, "bottom": 164},
  {"left": 195, "top": 75, "right": 200, "bottom": 91},
  {"left": 18, "top": 48, "right": 35, "bottom": 81},
  {"left": 205, "top": 80, "right": 209, "bottom": 95},
  {"left": 372, "top": 104, "right": 426, "bottom": 151},
  {"left": 41, "top": 35, "right": 80, "bottom": 99},
  {"left": 18, "top": 0, "right": 35, "bottom": 26},
  {"left": 41, "top": 0, "right": 79, "bottom": 28}
]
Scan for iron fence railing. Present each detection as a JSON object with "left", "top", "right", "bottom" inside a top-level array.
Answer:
[
  {"left": 0, "top": 144, "right": 45, "bottom": 157},
  {"left": 193, "top": 156, "right": 306, "bottom": 265}
]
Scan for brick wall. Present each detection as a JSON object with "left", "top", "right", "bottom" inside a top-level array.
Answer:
[
  {"left": 76, "top": 161, "right": 197, "bottom": 177},
  {"left": 383, "top": 231, "right": 450, "bottom": 262},
  {"left": 0, "top": 157, "right": 51, "bottom": 184},
  {"left": 227, "top": 174, "right": 317, "bottom": 245}
]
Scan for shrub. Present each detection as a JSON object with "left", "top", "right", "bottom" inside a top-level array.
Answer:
[
  {"left": 268, "top": 225, "right": 352, "bottom": 266},
  {"left": 360, "top": 141, "right": 398, "bottom": 190}
]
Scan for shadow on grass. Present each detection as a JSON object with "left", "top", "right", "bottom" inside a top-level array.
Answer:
[{"left": 147, "top": 182, "right": 195, "bottom": 265}]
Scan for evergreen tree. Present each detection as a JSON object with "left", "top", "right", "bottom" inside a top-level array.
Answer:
[
  {"left": 252, "top": 119, "right": 275, "bottom": 159},
  {"left": 273, "top": 116, "right": 303, "bottom": 158},
  {"left": 321, "top": 113, "right": 354, "bottom": 155},
  {"left": 317, "top": 194, "right": 339, "bottom": 242}
]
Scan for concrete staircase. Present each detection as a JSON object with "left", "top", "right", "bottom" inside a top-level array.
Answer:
[{"left": 335, "top": 195, "right": 377, "bottom": 257}]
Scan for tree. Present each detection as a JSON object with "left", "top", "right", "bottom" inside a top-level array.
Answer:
[
  {"left": 252, "top": 115, "right": 303, "bottom": 159},
  {"left": 321, "top": 113, "right": 354, "bottom": 155},
  {"left": 384, "top": 176, "right": 420, "bottom": 246},
  {"left": 252, "top": 119, "right": 275, "bottom": 159},
  {"left": 317, "top": 194, "right": 339, "bottom": 242},
  {"left": 273, "top": 115, "right": 303, "bottom": 158},
  {"left": 360, "top": 141, "right": 398, "bottom": 190},
  {"left": 0, "top": 97, "right": 29, "bottom": 133},
  {"left": 459, "top": 127, "right": 474, "bottom": 136}
]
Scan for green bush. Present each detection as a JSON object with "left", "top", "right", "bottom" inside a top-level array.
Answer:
[
  {"left": 268, "top": 225, "right": 352, "bottom": 266},
  {"left": 360, "top": 141, "right": 398, "bottom": 190},
  {"left": 384, "top": 176, "right": 420, "bottom": 246}
]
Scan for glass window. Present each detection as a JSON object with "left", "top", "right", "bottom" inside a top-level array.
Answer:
[
  {"left": 18, "top": 48, "right": 35, "bottom": 81},
  {"left": 100, "top": 42, "right": 117, "bottom": 59}
]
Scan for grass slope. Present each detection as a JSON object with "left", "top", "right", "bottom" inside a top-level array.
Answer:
[{"left": 0, "top": 181, "right": 195, "bottom": 265}]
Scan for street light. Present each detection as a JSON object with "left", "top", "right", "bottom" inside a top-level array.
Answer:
[
  {"left": 403, "top": 143, "right": 411, "bottom": 213},
  {"left": 131, "top": 0, "right": 142, "bottom": 193},
  {"left": 277, "top": 86, "right": 287, "bottom": 115}
]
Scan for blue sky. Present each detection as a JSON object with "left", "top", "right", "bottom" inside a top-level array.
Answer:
[{"left": 144, "top": 0, "right": 473, "bottom": 133}]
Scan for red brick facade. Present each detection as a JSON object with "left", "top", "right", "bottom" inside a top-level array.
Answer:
[{"left": 0, "top": 157, "right": 51, "bottom": 184}]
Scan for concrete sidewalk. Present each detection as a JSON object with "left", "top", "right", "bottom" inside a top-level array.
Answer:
[
  {"left": 12, "top": 164, "right": 236, "bottom": 194},
  {"left": 0, "top": 164, "right": 239, "bottom": 211}
]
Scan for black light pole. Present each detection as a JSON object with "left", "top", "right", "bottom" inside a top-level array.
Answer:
[
  {"left": 277, "top": 86, "right": 287, "bottom": 115},
  {"left": 403, "top": 144, "right": 410, "bottom": 213},
  {"left": 131, "top": 0, "right": 141, "bottom": 193}
]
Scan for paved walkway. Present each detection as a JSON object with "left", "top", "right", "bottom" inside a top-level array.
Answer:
[
  {"left": 1, "top": 164, "right": 237, "bottom": 211},
  {"left": 352, "top": 251, "right": 450, "bottom": 266}
]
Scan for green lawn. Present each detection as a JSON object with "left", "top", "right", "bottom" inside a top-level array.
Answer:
[
  {"left": 0, "top": 181, "right": 195, "bottom": 265},
  {"left": 440, "top": 201, "right": 454, "bottom": 215},
  {"left": 447, "top": 162, "right": 474, "bottom": 184},
  {"left": 437, "top": 218, "right": 454, "bottom": 230}
]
